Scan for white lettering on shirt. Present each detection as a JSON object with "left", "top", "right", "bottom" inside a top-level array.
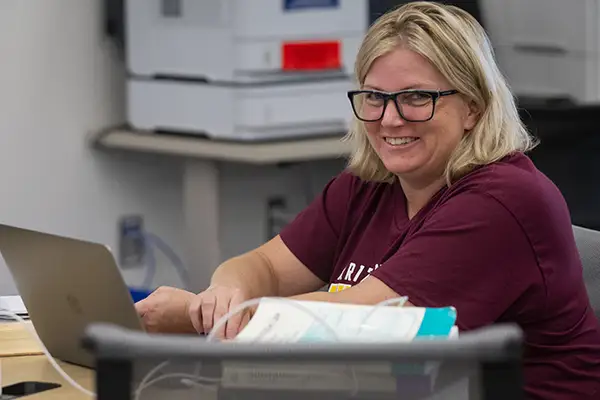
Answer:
[
  {"left": 330, "top": 261, "right": 382, "bottom": 291},
  {"left": 344, "top": 263, "right": 356, "bottom": 281},
  {"left": 353, "top": 265, "right": 365, "bottom": 282}
]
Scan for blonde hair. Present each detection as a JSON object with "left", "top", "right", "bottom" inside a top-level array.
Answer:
[{"left": 345, "top": 1, "right": 536, "bottom": 184}]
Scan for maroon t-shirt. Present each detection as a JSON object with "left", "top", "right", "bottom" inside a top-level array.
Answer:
[{"left": 280, "top": 152, "right": 600, "bottom": 399}]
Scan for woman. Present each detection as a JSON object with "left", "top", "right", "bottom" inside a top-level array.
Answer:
[{"left": 135, "top": 2, "right": 600, "bottom": 398}]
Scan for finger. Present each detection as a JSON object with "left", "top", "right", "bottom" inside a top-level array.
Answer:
[
  {"left": 238, "top": 311, "right": 252, "bottom": 337},
  {"left": 212, "top": 292, "right": 232, "bottom": 340},
  {"left": 188, "top": 296, "right": 203, "bottom": 334},
  {"left": 134, "top": 297, "right": 152, "bottom": 317},
  {"left": 134, "top": 299, "right": 146, "bottom": 313},
  {"left": 201, "top": 292, "right": 217, "bottom": 335},
  {"left": 225, "top": 292, "right": 245, "bottom": 340}
]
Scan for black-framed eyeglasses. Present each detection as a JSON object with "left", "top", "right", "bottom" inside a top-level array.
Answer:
[{"left": 347, "top": 89, "right": 459, "bottom": 122}]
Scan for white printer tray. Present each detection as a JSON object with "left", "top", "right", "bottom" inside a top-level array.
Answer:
[
  {"left": 126, "top": 0, "right": 367, "bottom": 81},
  {"left": 127, "top": 78, "right": 353, "bottom": 141}
]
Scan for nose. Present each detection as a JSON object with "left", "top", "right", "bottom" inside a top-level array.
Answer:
[{"left": 380, "top": 99, "right": 405, "bottom": 127}]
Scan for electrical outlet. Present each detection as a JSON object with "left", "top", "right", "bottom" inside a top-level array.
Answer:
[{"left": 118, "top": 215, "right": 145, "bottom": 268}]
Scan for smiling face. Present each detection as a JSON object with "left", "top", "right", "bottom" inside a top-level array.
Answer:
[{"left": 361, "top": 46, "right": 478, "bottom": 185}]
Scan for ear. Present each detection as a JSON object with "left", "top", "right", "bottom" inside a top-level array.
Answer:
[{"left": 463, "top": 100, "right": 480, "bottom": 132}]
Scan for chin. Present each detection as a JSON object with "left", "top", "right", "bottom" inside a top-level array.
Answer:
[{"left": 381, "top": 158, "right": 423, "bottom": 177}]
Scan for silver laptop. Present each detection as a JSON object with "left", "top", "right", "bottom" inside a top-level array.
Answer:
[{"left": 0, "top": 224, "right": 145, "bottom": 368}]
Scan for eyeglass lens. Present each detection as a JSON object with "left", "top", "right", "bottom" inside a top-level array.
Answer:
[{"left": 352, "top": 91, "right": 435, "bottom": 122}]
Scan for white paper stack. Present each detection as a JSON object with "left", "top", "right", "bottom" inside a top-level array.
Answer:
[{"left": 0, "top": 295, "right": 29, "bottom": 321}]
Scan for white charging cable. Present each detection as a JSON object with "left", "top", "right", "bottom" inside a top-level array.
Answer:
[
  {"left": 207, "top": 297, "right": 359, "bottom": 396},
  {"left": 0, "top": 309, "right": 95, "bottom": 397},
  {"left": 358, "top": 296, "right": 410, "bottom": 334},
  {"left": 135, "top": 297, "right": 345, "bottom": 399},
  {"left": 133, "top": 360, "right": 170, "bottom": 398},
  {"left": 206, "top": 297, "right": 340, "bottom": 343},
  {"left": 134, "top": 370, "right": 220, "bottom": 400},
  {"left": 199, "top": 297, "right": 410, "bottom": 396},
  {"left": 193, "top": 297, "right": 408, "bottom": 396},
  {"left": 207, "top": 296, "right": 410, "bottom": 343}
]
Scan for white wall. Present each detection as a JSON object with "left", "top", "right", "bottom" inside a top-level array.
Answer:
[
  {"left": 219, "top": 160, "right": 345, "bottom": 261},
  {"left": 0, "top": 0, "right": 185, "bottom": 294}
]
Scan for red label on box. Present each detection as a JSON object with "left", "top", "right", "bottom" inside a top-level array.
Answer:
[{"left": 282, "top": 40, "right": 341, "bottom": 71}]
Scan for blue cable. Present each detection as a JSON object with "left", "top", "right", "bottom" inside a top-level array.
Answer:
[
  {"left": 141, "top": 234, "right": 157, "bottom": 290},
  {"left": 140, "top": 232, "right": 190, "bottom": 291},
  {"left": 146, "top": 232, "right": 190, "bottom": 289}
]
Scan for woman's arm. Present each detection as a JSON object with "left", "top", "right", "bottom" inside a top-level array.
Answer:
[
  {"left": 188, "top": 235, "right": 327, "bottom": 338},
  {"left": 291, "top": 275, "right": 414, "bottom": 305},
  {"left": 210, "top": 235, "right": 326, "bottom": 298}
]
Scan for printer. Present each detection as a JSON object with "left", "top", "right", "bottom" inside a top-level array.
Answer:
[
  {"left": 125, "top": 0, "right": 368, "bottom": 141},
  {"left": 480, "top": 0, "right": 600, "bottom": 104}
]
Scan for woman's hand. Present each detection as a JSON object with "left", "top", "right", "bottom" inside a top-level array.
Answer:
[
  {"left": 134, "top": 286, "right": 197, "bottom": 334},
  {"left": 188, "top": 285, "right": 253, "bottom": 340}
]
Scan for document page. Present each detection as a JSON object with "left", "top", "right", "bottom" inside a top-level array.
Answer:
[
  {"left": 223, "top": 299, "right": 458, "bottom": 395},
  {"left": 234, "top": 298, "right": 456, "bottom": 343}
]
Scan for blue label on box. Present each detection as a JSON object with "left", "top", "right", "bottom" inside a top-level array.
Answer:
[{"left": 284, "top": 0, "right": 339, "bottom": 11}]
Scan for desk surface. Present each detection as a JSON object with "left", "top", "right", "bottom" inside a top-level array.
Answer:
[
  {"left": 0, "top": 322, "right": 43, "bottom": 357},
  {"left": 94, "top": 128, "right": 351, "bottom": 164},
  {"left": 2, "top": 356, "right": 93, "bottom": 399},
  {"left": 0, "top": 322, "right": 93, "bottom": 399}
]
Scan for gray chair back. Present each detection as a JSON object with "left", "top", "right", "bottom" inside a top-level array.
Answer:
[{"left": 573, "top": 225, "right": 600, "bottom": 319}]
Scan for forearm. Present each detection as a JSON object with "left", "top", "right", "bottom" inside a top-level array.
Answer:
[
  {"left": 291, "top": 291, "right": 337, "bottom": 302},
  {"left": 210, "top": 250, "right": 278, "bottom": 299},
  {"left": 290, "top": 277, "right": 413, "bottom": 306},
  {"left": 290, "top": 291, "right": 366, "bottom": 305}
]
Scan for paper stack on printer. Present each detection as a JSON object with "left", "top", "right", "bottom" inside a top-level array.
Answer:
[
  {"left": 220, "top": 299, "right": 459, "bottom": 397},
  {"left": 0, "top": 295, "right": 29, "bottom": 321}
]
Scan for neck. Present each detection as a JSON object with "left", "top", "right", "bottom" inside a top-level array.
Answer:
[{"left": 400, "top": 174, "right": 447, "bottom": 219}]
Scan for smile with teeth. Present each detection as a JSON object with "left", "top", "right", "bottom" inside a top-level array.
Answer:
[{"left": 385, "top": 137, "right": 419, "bottom": 146}]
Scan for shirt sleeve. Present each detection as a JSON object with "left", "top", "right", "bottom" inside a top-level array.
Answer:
[
  {"left": 279, "top": 172, "right": 357, "bottom": 282},
  {"left": 370, "top": 191, "right": 541, "bottom": 331}
]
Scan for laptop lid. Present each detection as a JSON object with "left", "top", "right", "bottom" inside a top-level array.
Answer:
[{"left": 0, "top": 224, "right": 144, "bottom": 368}]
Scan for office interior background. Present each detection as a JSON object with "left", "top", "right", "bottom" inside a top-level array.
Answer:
[{"left": 0, "top": 0, "right": 597, "bottom": 295}]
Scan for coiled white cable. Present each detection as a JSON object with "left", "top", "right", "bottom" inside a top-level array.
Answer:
[
  {"left": 206, "top": 296, "right": 340, "bottom": 343},
  {"left": 133, "top": 360, "right": 170, "bottom": 399},
  {"left": 135, "top": 296, "right": 412, "bottom": 399},
  {"left": 208, "top": 297, "right": 360, "bottom": 396},
  {"left": 140, "top": 372, "right": 220, "bottom": 389},
  {"left": 0, "top": 309, "right": 95, "bottom": 397},
  {"left": 136, "top": 297, "right": 344, "bottom": 398},
  {"left": 134, "top": 370, "right": 220, "bottom": 400},
  {"left": 358, "top": 296, "right": 410, "bottom": 333}
]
